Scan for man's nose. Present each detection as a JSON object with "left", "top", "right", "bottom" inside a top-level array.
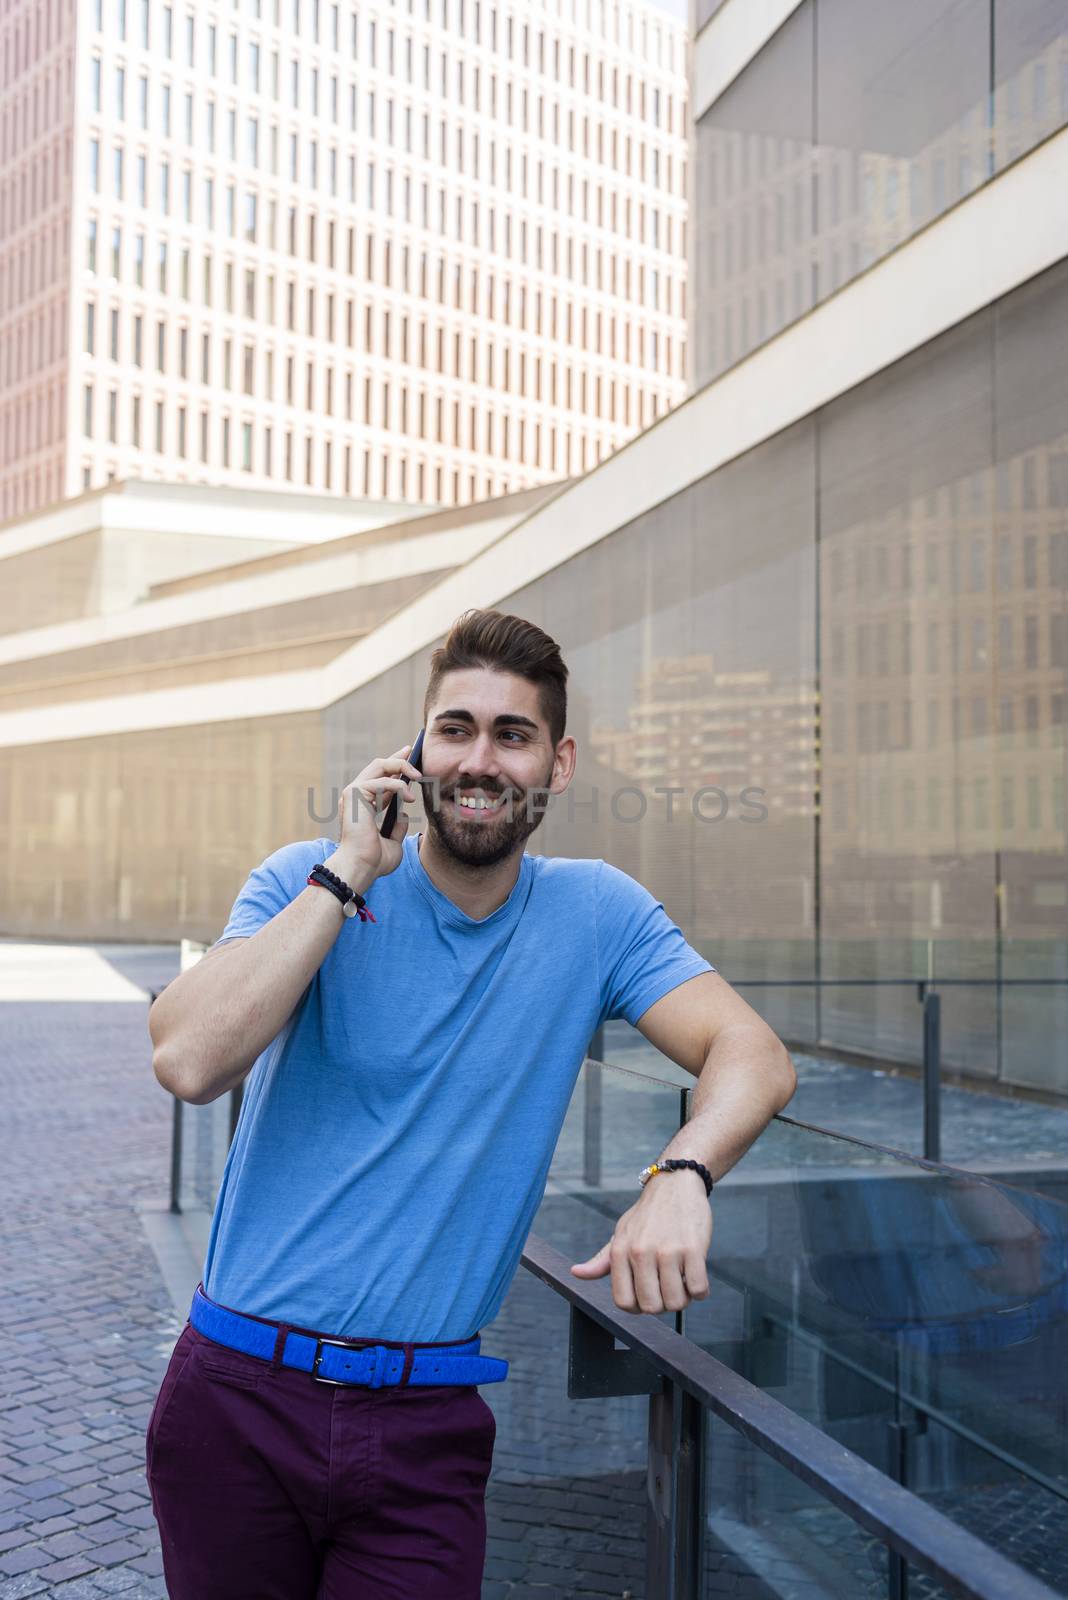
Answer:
[{"left": 458, "top": 733, "right": 501, "bottom": 778}]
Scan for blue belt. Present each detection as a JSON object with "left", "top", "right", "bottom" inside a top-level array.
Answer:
[{"left": 189, "top": 1284, "right": 508, "bottom": 1388}]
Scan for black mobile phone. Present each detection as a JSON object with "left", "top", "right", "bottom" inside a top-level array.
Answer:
[{"left": 379, "top": 727, "right": 425, "bottom": 837}]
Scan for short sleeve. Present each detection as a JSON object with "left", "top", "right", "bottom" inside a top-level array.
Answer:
[
  {"left": 213, "top": 838, "right": 334, "bottom": 946},
  {"left": 596, "top": 860, "right": 715, "bottom": 1027}
]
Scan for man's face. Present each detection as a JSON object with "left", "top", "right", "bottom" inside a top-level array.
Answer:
[{"left": 420, "top": 667, "right": 573, "bottom": 868}]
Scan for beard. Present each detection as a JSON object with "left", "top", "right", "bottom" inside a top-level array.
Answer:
[{"left": 422, "top": 766, "right": 555, "bottom": 869}]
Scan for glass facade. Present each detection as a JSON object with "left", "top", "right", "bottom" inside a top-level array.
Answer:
[
  {"left": 693, "top": 0, "right": 1068, "bottom": 387},
  {"left": 12, "top": 271, "right": 1065, "bottom": 1096},
  {"left": 322, "top": 258, "right": 1068, "bottom": 1096}
]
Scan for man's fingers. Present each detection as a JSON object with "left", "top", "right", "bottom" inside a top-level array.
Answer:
[
  {"left": 657, "top": 1256, "right": 690, "bottom": 1313},
  {"left": 683, "top": 1250, "right": 710, "bottom": 1299},
  {"left": 629, "top": 1248, "right": 665, "bottom": 1316},
  {"left": 609, "top": 1243, "right": 639, "bottom": 1314}
]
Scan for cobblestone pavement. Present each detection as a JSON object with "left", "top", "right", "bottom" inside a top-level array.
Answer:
[
  {"left": 2, "top": 941, "right": 1064, "bottom": 1599},
  {"left": 0, "top": 947, "right": 181, "bottom": 1598}
]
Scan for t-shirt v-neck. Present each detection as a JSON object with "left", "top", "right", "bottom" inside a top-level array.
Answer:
[{"left": 403, "top": 830, "right": 534, "bottom": 931}]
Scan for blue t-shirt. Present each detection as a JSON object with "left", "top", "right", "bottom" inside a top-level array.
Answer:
[{"left": 201, "top": 832, "right": 714, "bottom": 1342}]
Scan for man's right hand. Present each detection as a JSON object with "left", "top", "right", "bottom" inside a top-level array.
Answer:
[{"left": 329, "top": 745, "right": 424, "bottom": 887}]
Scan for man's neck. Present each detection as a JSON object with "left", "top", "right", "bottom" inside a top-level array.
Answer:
[{"left": 416, "top": 830, "right": 524, "bottom": 922}]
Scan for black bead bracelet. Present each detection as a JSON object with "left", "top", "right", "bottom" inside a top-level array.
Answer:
[
  {"left": 307, "top": 863, "right": 375, "bottom": 923},
  {"left": 637, "top": 1157, "right": 713, "bottom": 1197}
]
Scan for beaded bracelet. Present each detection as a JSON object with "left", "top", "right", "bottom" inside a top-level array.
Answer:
[
  {"left": 307, "top": 863, "right": 376, "bottom": 923},
  {"left": 637, "top": 1158, "right": 713, "bottom": 1197}
]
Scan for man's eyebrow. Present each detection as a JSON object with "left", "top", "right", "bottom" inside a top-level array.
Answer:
[{"left": 431, "top": 709, "right": 540, "bottom": 731}]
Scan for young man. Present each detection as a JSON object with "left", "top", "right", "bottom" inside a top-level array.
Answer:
[{"left": 146, "top": 608, "right": 795, "bottom": 1599}]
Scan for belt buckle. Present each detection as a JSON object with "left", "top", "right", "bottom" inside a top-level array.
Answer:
[{"left": 312, "top": 1336, "right": 369, "bottom": 1386}]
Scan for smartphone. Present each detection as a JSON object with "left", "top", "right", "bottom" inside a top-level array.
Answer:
[{"left": 380, "top": 727, "right": 425, "bottom": 837}]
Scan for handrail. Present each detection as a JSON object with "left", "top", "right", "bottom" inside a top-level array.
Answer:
[{"left": 521, "top": 1234, "right": 1062, "bottom": 1600}]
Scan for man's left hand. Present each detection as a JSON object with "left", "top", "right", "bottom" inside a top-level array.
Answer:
[{"left": 569, "top": 1172, "right": 713, "bottom": 1314}]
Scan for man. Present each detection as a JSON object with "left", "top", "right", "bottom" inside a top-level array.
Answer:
[{"left": 146, "top": 607, "right": 796, "bottom": 1599}]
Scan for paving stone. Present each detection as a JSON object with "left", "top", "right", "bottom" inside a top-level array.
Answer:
[
  {"left": 0, "top": 1548, "right": 52, "bottom": 1576},
  {"left": 0, "top": 1575, "right": 52, "bottom": 1599}
]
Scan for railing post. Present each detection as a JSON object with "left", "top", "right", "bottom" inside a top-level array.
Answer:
[
  {"left": 149, "top": 985, "right": 183, "bottom": 1216},
  {"left": 646, "top": 1382, "right": 675, "bottom": 1597},
  {"left": 922, "top": 989, "right": 941, "bottom": 1162},
  {"left": 583, "top": 1026, "right": 604, "bottom": 1190},
  {"left": 169, "top": 1094, "right": 183, "bottom": 1214},
  {"left": 229, "top": 1083, "right": 244, "bottom": 1145},
  {"left": 676, "top": 1386, "right": 706, "bottom": 1599},
  {"left": 646, "top": 1377, "right": 705, "bottom": 1600},
  {"left": 887, "top": 1420, "right": 911, "bottom": 1600}
]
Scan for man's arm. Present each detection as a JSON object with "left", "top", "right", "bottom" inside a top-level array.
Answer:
[
  {"left": 633, "top": 969, "right": 797, "bottom": 1181},
  {"left": 570, "top": 971, "right": 796, "bottom": 1315},
  {"left": 149, "top": 851, "right": 375, "bottom": 1105}
]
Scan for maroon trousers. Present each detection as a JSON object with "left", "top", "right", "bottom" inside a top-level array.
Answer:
[{"left": 145, "top": 1320, "right": 496, "bottom": 1599}]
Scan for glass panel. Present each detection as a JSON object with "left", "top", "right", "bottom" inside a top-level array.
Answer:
[
  {"left": 500, "top": 419, "right": 819, "bottom": 1050},
  {"left": 816, "top": 0, "right": 990, "bottom": 272},
  {"left": 684, "top": 1115, "right": 1068, "bottom": 1587},
  {"left": 693, "top": 1, "right": 1068, "bottom": 388},
  {"left": 819, "top": 302, "right": 999, "bottom": 1074},
  {"left": 694, "top": 2, "right": 815, "bottom": 386},
  {"left": 993, "top": 0, "right": 1068, "bottom": 170},
  {"left": 703, "top": 1414, "right": 915, "bottom": 1598},
  {"left": 991, "top": 252, "right": 1068, "bottom": 1096}
]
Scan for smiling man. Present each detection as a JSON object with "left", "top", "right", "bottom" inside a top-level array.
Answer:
[{"left": 145, "top": 608, "right": 796, "bottom": 1600}]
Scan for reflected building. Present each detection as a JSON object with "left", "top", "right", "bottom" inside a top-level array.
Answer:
[{"left": 589, "top": 653, "right": 815, "bottom": 821}]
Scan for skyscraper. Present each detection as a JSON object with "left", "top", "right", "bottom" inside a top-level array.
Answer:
[{"left": 0, "top": 0, "right": 688, "bottom": 523}]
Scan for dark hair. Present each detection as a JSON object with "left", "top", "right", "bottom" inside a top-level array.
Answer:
[{"left": 423, "top": 609, "right": 568, "bottom": 748}]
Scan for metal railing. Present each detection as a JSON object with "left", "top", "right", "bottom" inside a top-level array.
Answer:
[{"left": 523, "top": 1234, "right": 1061, "bottom": 1600}]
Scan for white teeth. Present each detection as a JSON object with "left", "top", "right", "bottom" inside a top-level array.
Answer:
[{"left": 457, "top": 795, "right": 502, "bottom": 809}]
